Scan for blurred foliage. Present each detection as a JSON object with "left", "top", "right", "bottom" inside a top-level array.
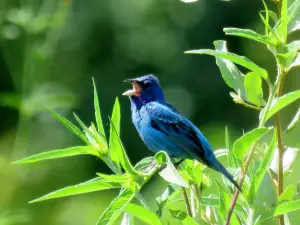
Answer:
[{"left": 0, "top": 0, "right": 299, "bottom": 224}]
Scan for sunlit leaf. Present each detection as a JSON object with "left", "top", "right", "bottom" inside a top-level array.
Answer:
[
  {"left": 92, "top": 78, "right": 106, "bottom": 137},
  {"left": 109, "top": 117, "right": 138, "bottom": 175},
  {"left": 96, "top": 189, "right": 135, "bottom": 225},
  {"left": 281, "top": 0, "right": 288, "bottom": 41},
  {"left": 244, "top": 72, "right": 266, "bottom": 106},
  {"left": 223, "top": 28, "right": 275, "bottom": 45},
  {"left": 29, "top": 177, "right": 120, "bottom": 203},
  {"left": 121, "top": 212, "right": 133, "bottom": 225},
  {"left": 261, "top": 199, "right": 300, "bottom": 221},
  {"left": 217, "top": 183, "right": 239, "bottom": 224},
  {"left": 109, "top": 98, "right": 122, "bottom": 173},
  {"left": 287, "top": 0, "right": 300, "bottom": 34},
  {"left": 270, "top": 147, "right": 299, "bottom": 174},
  {"left": 169, "top": 210, "right": 199, "bottom": 225},
  {"left": 159, "top": 161, "right": 188, "bottom": 188},
  {"left": 233, "top": 128, "right": 269, "bottom": 161},
  {"left": 13, "top": 146, "right": 98, "bottom": 164},
  {"left": 251, "top": 129, "right": 276, "bottom": 195},
  {"left": 97, "top": 173, "right": 131, "bottom": 184},
  {"left": 286, "top": 108, "right": 300, "bottom": 133},
  {"left": 155, "top": 151, "right": 188, "bottom": 188},
  {"left": 156, "top": 185, "right": 176, "bottom": 217},
  {"left": 279, "top": 185, "right": 297, "bottom": 203},
  {"left": 261, "top": 90, "right": 300, "bottom": 122},
  {"left": 43, "top": 107, "right": 88, "bottom": 143},
  {"left": 126, "top": 203, "right": 162, "bottom": 225},
  {"left": 185, "top": 43, "right": 269, "bottom": 81}
]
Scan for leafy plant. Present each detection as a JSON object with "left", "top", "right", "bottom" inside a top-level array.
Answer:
[{"left": 14, "top": 0, "right": 300, "bottom": 225}]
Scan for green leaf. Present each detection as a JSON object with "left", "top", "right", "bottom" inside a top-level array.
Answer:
[
  {"left": 287, "top": 0, "right": 300, "bottom": 34},
  {"left": 275, "top": 0, "right": 300, "bottom": 35},
  {"left": 223, "top": 28, "right": 275, "bottom": 45},
  {"left": 286, "top": 108, "right": 300, "bottom": 133},
  {"left": 43, "top": 107, "right": 88, "bottom": 143},
  {"left": 96, "top": 189, "right": 135, "bottom": 225},
  {"left": 126, "top": 203, "right": 162, "bottom": 225},
  {"left": 251, "top": 129, "right": 277, "bottom": 195},
  {"left": 217, "top": 183, "right": 240, "bottom": 225},
  {"left": 109, "top": 98, "right": 122, "bottom": 173},
  {"left": 92, "top": 78, "right": 106, "bottom": 137},
  {"left": 279, "top": 185, "right": 296, "bottom": 203},
  {"left": 13, "top": 146, "right": 98, "bottom": 164},
  {"left": 97, "top": 173, "right": 131, "bottom": 184},
  {"left": 286, "top": 41, "right": 300, "bottom": 70},
  {"left": 233, "top": 128, "right": 270, "bottom": 161},
  {"left": 121, "top": 213, "right": 133, "bottom": 225},
  {"left": 210, "top": 41, "right": 248, "bottom": 101},
  {"left": 134, "top": 157, "right": 155, "bottom": 174},
  {"left": 185, "top": 42, "right": 269, "bottom": 81},
  {"left": 270, "top": 147, "right": 299, "bottom": 174},
  {"left": 261, "top": 90, "right": 300, "bottom": 122},
  {"left": 274, "top": 199, "right": 300, "bottom": 216},
  {"left": 109, "top": 117, "right": 138, "bottom": 176},
  {"left": 156, "top": 151, "right": 188, "bottom": 187},
  {"left": 281, "top": 0, "right": 288, "bottom": 41},
  {"left": 169, "top": 210, "right": 199, "bottom": 225},
  {"left": 29, "top": 177, "right": 120, "bottom": 203},
  {"left": 244, "top": 72, "right": 266, "bottom": 106},
  {"left": 156, "top": 185, "right": 176, "bottom": 217}
]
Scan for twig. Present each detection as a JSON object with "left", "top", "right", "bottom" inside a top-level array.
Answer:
[
  {"left": 181, "top": 187, "right": 193, "bottom": 217},
  {"left": 225, "top": 143, "right": 258, "bottom": 225}
]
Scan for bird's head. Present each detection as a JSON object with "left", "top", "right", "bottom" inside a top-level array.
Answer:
[{"left": 122, "top": 74, "right": 165, "bottom": 108}]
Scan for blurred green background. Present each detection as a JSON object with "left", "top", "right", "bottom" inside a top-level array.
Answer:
[{"left": 0, "top": 0, "right": 299, "bottom": 224}]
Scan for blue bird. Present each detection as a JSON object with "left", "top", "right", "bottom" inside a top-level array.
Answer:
[{"left": 123, "top": 74, "right": 239, "bottom": 189}]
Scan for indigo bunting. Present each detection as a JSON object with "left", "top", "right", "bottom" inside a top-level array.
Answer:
[{"left": 123, "top": 74, "right": 239, "bottom": 189}]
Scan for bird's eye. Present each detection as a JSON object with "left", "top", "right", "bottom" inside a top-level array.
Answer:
[{"left": 142, "top": 81, "right": 151, "bottom": 88}]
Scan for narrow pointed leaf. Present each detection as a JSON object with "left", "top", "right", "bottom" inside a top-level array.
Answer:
[
  {"left": 244, "top": 72, "right": 265, "bottom": 106},
  {"left": 224, "top": 28, "right": 275, "bottom": 45},
  {"left": 262, "top": 199, "right": 300, "bottom": 221},
  {"left": 126, "top": 203, "right": 162, "bottom": 225},
  {"left": 251, "top": 129, "right": 276, "bottom": 194},
  {"left": 281, "top": 0, "right": 288, "bottom": 41},
  {"left": 96, "top": 189, "right": 135, "bottom": 225},
  {"left": 29, "top": 177, "right": 120, "bottom": 203},
  {"left": 279, "top": 185, "right": 297, "bottom": 203},
  {"left": 92, "top": 78, "right": 106, "bottom": 137},
  {"left": 233, "top": 128, "right": 269, "bottom": 161},
  {"left": 13, "top": 146, "right": 98, "bottom": 164},
  {"left": 287, "top": 0, "right": 300, "bottom": 33},
  {"left": 109, "top": 118, "right": 138, "bottom": 175},
  {"left": 185, "top": 44, "right": 269, "bottom": 81},
  {"left": 286, "top": 108, "right": 300, "bottom": 133},
  {"left": 261, "top": 90, "right": 300, "bottom": 122},
  {"left": 43, "top": 107, "right": 88, "bottom": 143},
  {"left": 109, "top": 98, "right": 122, "bottom": 173},
  {"left": 97, "top": 173, "right": 131, "bottom": 184},
  {"left": 169, "top": 210, "right": 199, "bottom": 225}
]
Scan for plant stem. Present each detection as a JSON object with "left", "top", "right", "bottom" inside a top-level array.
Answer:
[
  {"left": 181, "top": 187, "right": 192, "bottom": 217},
  {"left": 225, "top": 63, "right": 286, "bottom": 225},
  {"left": 275, "top": 65, "right": 286, "bottom": 225}
]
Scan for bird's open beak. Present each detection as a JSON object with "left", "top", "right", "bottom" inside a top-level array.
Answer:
[{"left": 122, "top": 79, "right": 141, "bottom": 96}]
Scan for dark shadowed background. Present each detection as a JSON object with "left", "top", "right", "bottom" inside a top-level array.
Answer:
[{"left": 0, "top": 0, "right": 299, "bottom": 224}]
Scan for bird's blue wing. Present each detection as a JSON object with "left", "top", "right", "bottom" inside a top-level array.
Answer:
[{"left": 145, "top": 101, "right": 214, "bottom": 165}]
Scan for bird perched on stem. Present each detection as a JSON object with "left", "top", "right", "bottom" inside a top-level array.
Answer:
[{"left": 123, "top": 74, "right": 239, "bottom": 189}]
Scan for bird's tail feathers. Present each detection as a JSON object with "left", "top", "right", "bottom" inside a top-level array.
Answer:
[{"left": 211, "top": 160, "right": 241, "bottom": 191}]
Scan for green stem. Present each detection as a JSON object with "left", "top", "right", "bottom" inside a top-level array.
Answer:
[
  {"left": 181, "top": 187, "right": 193, "bottom": 217},
  {"left": 275, "top": 64, "right": 286, "bottom": 225}
]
